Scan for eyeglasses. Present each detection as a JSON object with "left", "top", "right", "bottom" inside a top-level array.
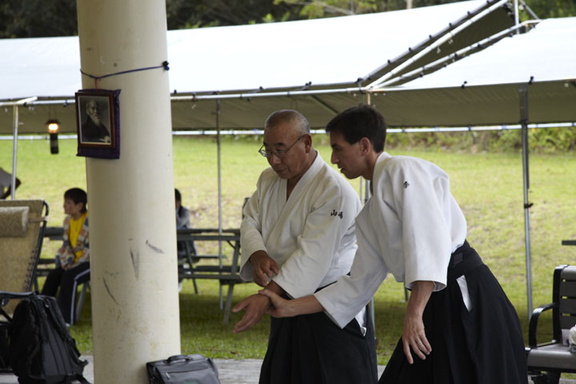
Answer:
[{"left": 258, "top": 135, "right": 304, "bottom": 158}]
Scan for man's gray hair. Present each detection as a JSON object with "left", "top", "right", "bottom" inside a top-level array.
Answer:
[{"left": 264, "top": 110, "right": 310, "bottom": 135}]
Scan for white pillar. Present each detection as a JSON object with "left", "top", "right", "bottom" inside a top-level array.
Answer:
[{"left": 76, "top": 1, "right": 180, "bottom": 383}]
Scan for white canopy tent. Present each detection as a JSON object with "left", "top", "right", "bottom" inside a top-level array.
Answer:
[
  {"left": 170, "top": 16, "right": 576, "bottom": 130},
  {"left": 0, "top": 0, "right": 517, "bottom": 247},
  {"left": 0, "top": 0, "right": 515, "bottom": 229},
  {"left": 0, "top": 0, "right": 515, "bottom": 133}
]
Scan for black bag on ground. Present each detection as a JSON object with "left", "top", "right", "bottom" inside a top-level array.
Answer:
[
  {"left": 147, "top": 354, "right": 220, "bottom": 384},
  {"left": 9, "top": 294, "right": 89, "bottom": 384}
]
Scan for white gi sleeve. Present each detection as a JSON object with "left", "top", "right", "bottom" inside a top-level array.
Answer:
[
  {"left": 315, "top": 216, "right": 389, "bottom": 328},
  {"left": 385, "top": 157, "right": 456, "bottom": 291}
]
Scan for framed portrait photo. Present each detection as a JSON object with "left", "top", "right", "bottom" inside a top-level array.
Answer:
[{"left": 75, "top": 89, "right": 121, "bottom": 159}]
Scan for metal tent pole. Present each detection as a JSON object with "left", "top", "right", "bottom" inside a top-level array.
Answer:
[
  {"left": 10, "top": 105, "right": 19, "bottom": 200},
  {"left": 215, "top": 99, "right": 225, "bottom": 310},
  {"left": 7, "top": 97, "right": 37, "bottom": 200},
  {"left": 363, "top": 94, "right": 378, "bottom": 332},
  {"left": 216, "top": 99, "right": 223, "bottom": 265},
  {"left": 519, "top": 84, "right": 533, "bottom": 318}
]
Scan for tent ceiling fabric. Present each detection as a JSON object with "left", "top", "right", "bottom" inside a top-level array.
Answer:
[
  {"left": 167, "top": 0, "right": 513, "bottom": 93},
  {"left": 377, "top": 81, "right": 576, "bottom": 127},
  {"left": 364, "top": 0, "right": 515, "bottom": 87},
  {"left": 0, "top": 0, "right": 515, "bottom": 134},
  {"left": 170, "top": 92, "right": 367, "bottom": 130}
]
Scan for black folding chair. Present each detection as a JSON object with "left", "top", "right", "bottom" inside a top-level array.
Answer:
[{"left": 526, "top": 265, "right": 576, "bottom": 384}]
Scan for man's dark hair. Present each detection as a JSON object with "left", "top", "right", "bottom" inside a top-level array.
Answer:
[
  {"left": 325, "top": 104, "right": 386, "bottom": 153},
  {"left": 64, "top": 188, "right": 87, "bottom": 213}
]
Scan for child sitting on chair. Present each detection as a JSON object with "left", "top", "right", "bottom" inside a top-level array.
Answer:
[{"left": 41, "top": 188, "right": 90, "bottom": 326}]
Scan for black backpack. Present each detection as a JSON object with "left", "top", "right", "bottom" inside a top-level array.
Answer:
[{"left": 9, "top": 294, "right": 89, "bottom": 384}]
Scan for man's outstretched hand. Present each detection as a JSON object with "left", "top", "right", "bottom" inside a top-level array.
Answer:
[
  {"left": 232, "top": 280, "right": 284, "bottom": 333},
  {"left": 232, "top": 293, "right": 271, "bottom": 333}
]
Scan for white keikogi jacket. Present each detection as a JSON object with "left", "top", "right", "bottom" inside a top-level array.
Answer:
[
  {"left": 316, "top": 152, "right": 468, "bottom": 328},
  {"left": 240, "top": 153, "right": 362, "bottom": 300}
]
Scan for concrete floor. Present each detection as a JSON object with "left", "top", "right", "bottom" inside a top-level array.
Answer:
[{"left": 1, "top": 356, "right": 574, "bottom": 383}]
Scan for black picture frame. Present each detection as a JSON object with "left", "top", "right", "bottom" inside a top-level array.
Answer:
[{"left": 75, "top": 89, "right": 121, "bottom": 159}]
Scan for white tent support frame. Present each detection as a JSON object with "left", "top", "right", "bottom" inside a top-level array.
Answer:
[
  {"left": 358, "top": 0, "right": 515, "bottom": 90},
  {"left": 1, "top": 121, "right": 574, "bottom": 140},
  {"left": 367, "top": 0, "right": 511, "bottom": 88},
  {"left": 520, "top": 84, "right": 533, "bottom": 317},
  {"left": 379, "top": 20, "right": 540, "bottom": 88},
  {"left": 10, "top": 106, "right": 18, "bottom": 200},
  {"left": 2, "top": 97, "right": 37, "bottom": 200}
]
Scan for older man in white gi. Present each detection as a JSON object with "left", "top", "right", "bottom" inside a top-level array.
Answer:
[{"left": 232, "top": 110, "right": 378, "bottom": 384}]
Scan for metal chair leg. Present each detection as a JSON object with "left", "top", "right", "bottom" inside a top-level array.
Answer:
[{"left": 75, "top": 281, "right": 90, "bottom": 322}]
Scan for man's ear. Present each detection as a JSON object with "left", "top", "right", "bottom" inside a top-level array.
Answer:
[
  {"left": 303, "top": 134, "right": 313, "bottom": 151},
  {"left": 360, "top": 137, "right": 372, "bottom": 154}
]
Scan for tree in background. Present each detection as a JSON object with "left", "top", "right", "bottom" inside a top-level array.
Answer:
[
  {"left": 273, "top": 0, "right": 472, "bottom": 17},
  {"left": 0, "top": 0, "right": 77, "bottom": 38},
  {"left": 0, "top": 0, "right": 293, "bottom": 38},
  {"left": 1, "top": 0, "right": 575, "bottom": 38},
  {"left": 272, "top": 0, "right": 576, "bottom": 18},
  {"left": 165, "top": 0, "right": 296, "bottom": 29},
  {"left": 527, "top": 0, "right": 576, "bottom": 18}
]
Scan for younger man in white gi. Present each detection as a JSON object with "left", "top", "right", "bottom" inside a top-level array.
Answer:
[
  {"left": 259, "top": 105, "right": 527, "bottom": 384},
  {"left": 232, "top": 110, "right": 378, "bottom": 384}
]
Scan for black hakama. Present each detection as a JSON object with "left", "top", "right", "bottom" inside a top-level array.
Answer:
[
  {"left": 379, "top": 242, "right": 527, "bottom": 384},
  {"left": 259, "top": 310, "right": 378, "bottom": 384}
]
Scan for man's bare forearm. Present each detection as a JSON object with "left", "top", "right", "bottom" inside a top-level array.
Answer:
[{"left": 259, "top": 290, "right": 324, "bottom": 318}]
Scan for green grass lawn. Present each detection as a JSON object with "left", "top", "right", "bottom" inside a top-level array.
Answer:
[{"left": 2, "top": 134, "right": 575, "bottom": 366}]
